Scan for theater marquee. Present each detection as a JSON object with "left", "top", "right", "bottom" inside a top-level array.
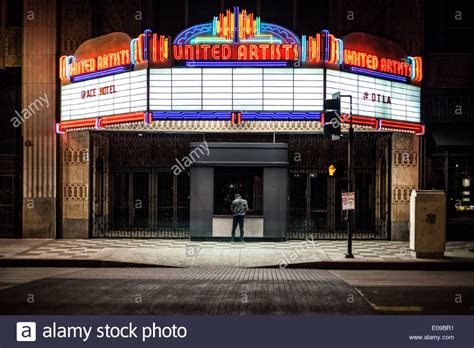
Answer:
[{"left": 57, "top": 7, "right": 424, "bottom": 135}]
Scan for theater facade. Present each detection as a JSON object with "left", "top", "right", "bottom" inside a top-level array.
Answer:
[{"left": 58, "top": 8, "right": 423, "bottom": 241}]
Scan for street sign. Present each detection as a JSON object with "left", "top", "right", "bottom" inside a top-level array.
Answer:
[{"left": 342, "top": 192, "right": 355, "bottom": 211}]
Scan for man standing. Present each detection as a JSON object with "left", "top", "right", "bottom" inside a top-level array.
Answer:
[{"left": 230, "top": 193, "right": 248, "bottom": 243}]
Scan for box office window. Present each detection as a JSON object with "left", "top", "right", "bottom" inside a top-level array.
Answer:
[{"left": 214, "top": 167, "right": 263, "bottom": 216}]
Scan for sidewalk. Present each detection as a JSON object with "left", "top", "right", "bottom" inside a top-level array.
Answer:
[{"left": 1, "top": 239, "right": 474, "bottom": 269}]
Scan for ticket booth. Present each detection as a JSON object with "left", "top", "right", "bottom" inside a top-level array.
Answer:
[{"left": 189, "top": 142, "right": 288, "bottom": 240}]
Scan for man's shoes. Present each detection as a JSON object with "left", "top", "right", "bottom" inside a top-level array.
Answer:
[
  {"left": 240, "top": 238, "right": 245, "bottom": 243},
  {"left": 231, "top": 238, "right": 235, "bottom": 243}
]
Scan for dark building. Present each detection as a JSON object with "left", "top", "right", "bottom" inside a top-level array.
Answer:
[
  {"left": 422, "top": 0, "right": 474, "bottom": 240},
  {"left": 0, "top": 0, "right": 471, "bottom": 241}
]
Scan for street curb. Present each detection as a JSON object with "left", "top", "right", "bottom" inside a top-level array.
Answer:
[
  {"left": 0, "top": 259, "right": 179, "bottom": 268},
  {"left": 273, "top": 260, "right": 474, "bottom": 270},
  {"left": 1, "top": 258, "right": 474, "bottom": 270}
]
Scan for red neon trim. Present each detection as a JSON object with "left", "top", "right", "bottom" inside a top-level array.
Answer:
[
  {"left": 380, "top": 119, "right": 424, "bottom": 134},
  {"left": 99, "top": 112, "right": 145, "bottom": 127},
  {"left": 59, "top": 55, "right": 67, "bottom": 81},
  {"left": 152, "top": 33, "right": 158, "bottom": 62},
  {"left": 342, "top": 115, "right": 378, "bottom": 128},
  {"left": 57, "top": 118, "right": 98, "bottom": 132}
]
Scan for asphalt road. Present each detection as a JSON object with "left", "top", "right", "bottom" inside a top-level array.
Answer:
[{"left": 0, "top": 268, "right": 473, "bottom": 315}]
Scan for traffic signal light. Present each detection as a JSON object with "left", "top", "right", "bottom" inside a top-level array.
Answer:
[
  {"left": 323, "top": 95, "right": 341, "bottom": 137},
  {"left": 323, "top": 111, "right": 341, "bottom": 137},
  {"left": 328, "top": 162, "right": 344, "bottom": 178}
]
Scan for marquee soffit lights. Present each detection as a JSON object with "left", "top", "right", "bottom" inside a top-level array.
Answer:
[{"left": 57, "top": 112, "right": 424, "bottom": 135}]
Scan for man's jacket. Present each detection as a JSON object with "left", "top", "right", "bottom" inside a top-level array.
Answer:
[{"left": 231, "top": 198, "right": 248, "bottom": 216}]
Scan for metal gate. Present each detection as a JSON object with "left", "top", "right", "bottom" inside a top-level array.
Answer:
[
  {"left": 90, "top": 132, "right": 199, "bottom": 238},
  {"left": 0, "top": 138, "right": 22, "bottom": 237},
  {"left": 285, "top": 133, "right": 391, "bottom": 240}
]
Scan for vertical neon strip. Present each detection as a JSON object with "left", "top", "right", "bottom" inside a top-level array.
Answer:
[
  {"left": 130, "top": 38, "right": 136, "bottom": 64},
  {"left": 164, "top": 36, "right": 169, "bottom": 59},
  {"left": 414, "top": 57, "right": 423, "bottom": 81},
  {"left": 301, "top": 35, "right": 307, "bottom": 62},
  {"left": 234, "top": 6, "right": 239, "bottom": 42},
  {"left": 337, "top": 38, "right": 344, "bottom": 64},
  {"left": 65, "top": 55, "right": 75, "bottom": 79},
  {"left": 152, "top": 34, "right": 157, "bottom": 62},
  {"left": 329, "top": 34, "right": 336, "bottom": 63},
  {"left": 59, "top": 55, "right": 67, "bottom": 80},
  {"left": 212, "top": 16, "right": 217, "bottom": 35},
  {"left": 137, "top": 34, "right": 145, "bottom": 62},
  {"left": 321, "top": 29, "right": 329, "bottom": 62},
  {"left": 143, "top": 29, "right": 151, "bottom": 61},
  {"left": 407, "top": 56, "right": 415, "bottom": 79},
  {"left": 316, "top": 34, "right": 321, "bottom": 61},
  {"left": 256, "top": 17, "right": 261, "bottom": 35}
]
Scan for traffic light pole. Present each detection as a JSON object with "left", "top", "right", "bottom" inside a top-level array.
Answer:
[{"left": 339, "top": 95, "right": 354, "bottom": 259}]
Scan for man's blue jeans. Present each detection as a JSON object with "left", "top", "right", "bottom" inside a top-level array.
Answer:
[{"left": 231, "top": 215, "right": 245, "bottom": 241}]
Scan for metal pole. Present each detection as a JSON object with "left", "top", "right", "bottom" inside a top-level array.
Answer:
[
  {"left": 331, "top": 94, "right": 355, "bottom": 258},
  {"left": 346, "top": 96, "right": 354, "bottom": 258}
]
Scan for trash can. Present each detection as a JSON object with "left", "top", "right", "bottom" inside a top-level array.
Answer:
[{"left": 409, "top": 190, "right": 446, "bottom": 258}]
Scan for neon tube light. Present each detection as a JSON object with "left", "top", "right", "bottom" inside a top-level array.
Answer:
[
  {"left": 190, "top": 37, "right": 233, "bottom": 44},
  {"left": 185, "top": 61, "right": 288, "bottom": 67},
  {"left": 99, "top": 112, "right": 146, "bottom": 127},
  {"left": 349, "top": 67, "right": 407, "bottom": 82},
  {"left": 153, "top": 112, "right": 230, "bottom": 120},
  {"left": 143, "top": 29, "right": 152, "bottom": 61},
  {"left": 301, "top": 35, "right": 307, "bottom": 62},
  {"left": 342, "top": 115, "right": 379, "bottom": 128},
  {"left": 70, "top": 66, "right": 128, "bottom": 82},
  {"left": 380, "top": 119, "right": 424, "bottom": 134},
  {"left": 152, "top": 111, "right": 320, "bottom": 121},
  {"left": 56, "top": 118, "right": 98, "bottom": 133}
]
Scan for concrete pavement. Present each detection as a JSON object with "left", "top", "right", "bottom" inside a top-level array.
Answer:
[
  {"left": 0, "top": 267, "right": 473, "bottom": 314},
  {"left": 1, "top": 239, "right": 474, "bottom": 268}
]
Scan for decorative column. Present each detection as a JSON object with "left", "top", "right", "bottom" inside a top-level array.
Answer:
[
  {"left": 61, "top": 131, "right": 90, "bottom": 238},
  {"left": 21, "top": 0, "right": 57, "bottom": 238},
  {"left": 391, "top": 132, "right": 420, "bottom": 240}
]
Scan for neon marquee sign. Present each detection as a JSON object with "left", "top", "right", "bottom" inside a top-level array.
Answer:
[
  {"left": 173, "top": 44, "right": 299, "bottom": 61},
  {"left": 57, "top": 6, "right": 424, "bottom": 135},
  {"left": 59, "top": 32, "right": 170, "bottom": 82},
  {"left": 172, "top": 7, "right": 300, "bottom": 64}
]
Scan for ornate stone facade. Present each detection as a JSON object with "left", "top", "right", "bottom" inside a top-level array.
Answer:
[
  {"left": 22, "top": 0, "right": 57, "bottom": 238},
  {"left": 391, "top": 133, "right": 420, "bottom": 240},
  {"left": 61, "top": 131, "right": 90, "bottom": 238}
]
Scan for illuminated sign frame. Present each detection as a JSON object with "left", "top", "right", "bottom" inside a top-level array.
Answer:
[{"left": 58, "top": 6, "right": 424, "bottom": 135}]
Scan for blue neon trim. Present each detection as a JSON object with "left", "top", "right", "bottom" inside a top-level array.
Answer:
[
  {"left": 212, "top": 17, "right": 217, "bottom": 36},
  {"left": 337, "top": 38, "right": 344, "bottom": 64},
  {"left": 173, "top": 23, "right": 213, "bottom": 45},
  {"left": 234, "top": 6, "right": 239, "bottom": 43},
  {"left": 301, "top": 35, "right": 307, "bottom": 62},
  {"left": 143, "top": 29, "right": 152, "bottom": 61},
  {"left": 260, "top": 22, "right": 300, "bottom": 45},
  {"left": 240, "top": 37, "right": 282, "bottom": 44},
  {"left": 70, "top": 66, "right": 128, "bottom": 82},
  {"left": 65, "top": 55, "right": 75, "bottom": 79},
  {"left": 185, "top": 61, "right": 288, "bottom": 67},
  {"left": 130, "top": 38, "right": 137, "bottom": 64},
  {"left": 321, "top": 29, "right": 329, "bottom": 62},
  {"left": 152, "top": 111, "right": 321, "bottom": 121},
  {"left": 349, "top": 67, "right": 407, "bottom": 82},
  {"left": 406, "top": 56, "right": 416, "bottom": 79}
]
